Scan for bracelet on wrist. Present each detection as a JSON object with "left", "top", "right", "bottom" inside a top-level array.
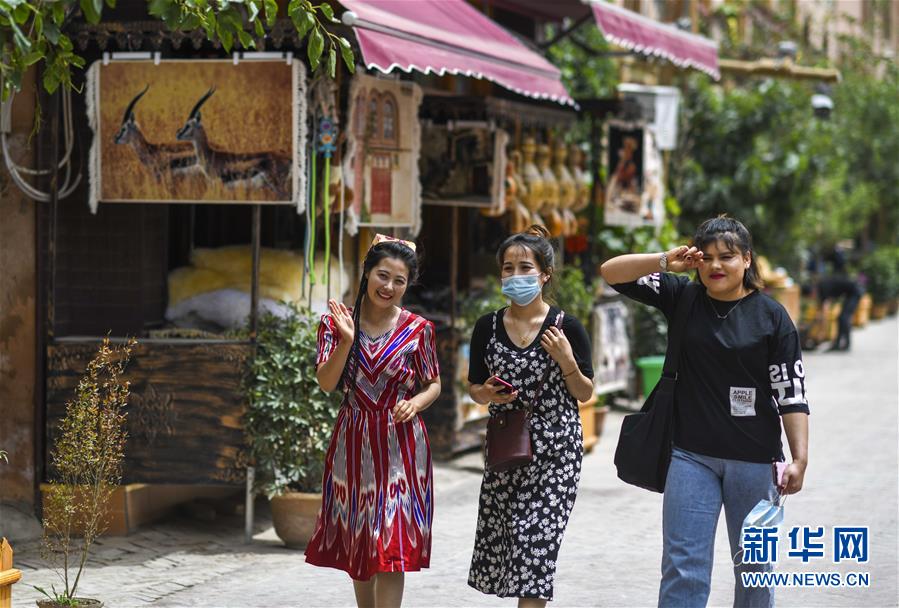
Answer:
[{"left": 562, "top": 367, "right": 578, "bottom": 378}]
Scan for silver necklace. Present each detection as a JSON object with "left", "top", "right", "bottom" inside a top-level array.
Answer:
[{"left": 706, "top": 292, "right": 748, "bottom": 320}]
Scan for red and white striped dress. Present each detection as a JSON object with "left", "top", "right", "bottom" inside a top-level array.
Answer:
[{"left": 305, "top": 308, "right": 440, "bottom": 581}]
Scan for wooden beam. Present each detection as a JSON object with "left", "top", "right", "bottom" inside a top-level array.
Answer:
[{"left": 718, "top": 57, "right": 841, "bottom": 83}]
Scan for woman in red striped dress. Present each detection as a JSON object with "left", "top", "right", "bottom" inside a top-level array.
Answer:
[{"left": 305, "top": 234, "right": 441, "bottom": 608}]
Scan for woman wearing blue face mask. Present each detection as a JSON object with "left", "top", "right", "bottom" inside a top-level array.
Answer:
[{"left": 467, "top": 225, "right": 594, "bottom": 607}]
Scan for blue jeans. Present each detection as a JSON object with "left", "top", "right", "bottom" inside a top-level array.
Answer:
[{"left": 659, "top": 447, "right": 777, "bottom": 608}]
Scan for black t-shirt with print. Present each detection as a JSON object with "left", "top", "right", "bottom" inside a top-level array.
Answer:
[{"left": 613, "top": 272, "right": 810, "bottom": 463}]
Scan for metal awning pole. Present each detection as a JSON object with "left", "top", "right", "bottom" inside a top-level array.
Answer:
[
  {"left": 450, "top": 206, "right": 459, "bottom": 330},
  {"left": 588, "top": 112, "right": 601, "bottom": 274}
]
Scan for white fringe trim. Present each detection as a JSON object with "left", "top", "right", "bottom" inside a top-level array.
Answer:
[
  {"left": 294, "top": 60, "right": 308, "bottom": 214},
  {"left": 85, "top": 61, "right": 100, "bottom": 214},
  {"left": 409, "top": 81, "right": 423, "bottom": 238}
]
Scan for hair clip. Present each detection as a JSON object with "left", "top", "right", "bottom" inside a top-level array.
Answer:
[{"left": 370, "top": 233, "right": 417, "bottom": 252}]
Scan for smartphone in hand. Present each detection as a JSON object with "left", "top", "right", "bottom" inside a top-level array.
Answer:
[
  {"left": 773, "top": 461, "right": 787, "bottom": 489},
  {"left": 491, "top": 376, "right": 515, "bottom": 395}
]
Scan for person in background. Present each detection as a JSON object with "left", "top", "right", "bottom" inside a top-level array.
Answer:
[
  {"left": 816, "top": 273, "right": 863, "bottom": 351},
  {"left": 813, "top": 243, "right": 863, "bottom": 352}
]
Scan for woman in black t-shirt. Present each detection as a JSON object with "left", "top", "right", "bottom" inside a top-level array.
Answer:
[
  {"left": 601, "top": 215, "right": 809, "bottom": 608},
  {"left": 467, "top": 225, "right": 594, "bottom": 607}
]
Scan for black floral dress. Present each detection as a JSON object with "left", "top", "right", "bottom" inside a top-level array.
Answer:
[{"left": 467, "top": 306, "right": 594, "bottom": 601}]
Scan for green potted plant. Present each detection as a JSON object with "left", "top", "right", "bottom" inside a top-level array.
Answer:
[
  {"left": 244, "top": 304, "right": 341, "bottom": 548},
  {"left": 551, "top": 265, "right": 595, "bottom": 326},
  {"left": 36, "top": 338, "right": 134, "bottom": 608},
  {"left": 457, "top": 275, "right": 507, "bottom": 337}
]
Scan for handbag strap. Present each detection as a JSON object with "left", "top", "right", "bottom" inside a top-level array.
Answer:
[
  {"left": 524, "top": 310, "right": 565, "bottom": 415},
  {"left": 490, "top": 308, "right": 565, "bottom": 415},
  {"left": 661, "top": 283, "right": 700, "bottom": 378}
]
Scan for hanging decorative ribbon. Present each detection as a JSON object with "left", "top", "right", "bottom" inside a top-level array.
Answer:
[
  {"left": 306, "top": 74, "right": 341, "bottom": 307},
  {"left": 302, "top": 130, "right": 314, "bottom": 301},
  {"left": 308, "top": 129, "right": 318, "bottom": 295},
  {"left": 317, "top": 116, "right": 337, "bottom": 302}
]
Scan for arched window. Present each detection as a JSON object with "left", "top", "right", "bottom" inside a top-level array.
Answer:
[
  {"left": 368, "top": 92, "right": 380, "bottom": 139},
  {"left": 381, "top": 96, "right": 397, "bottom": 142},
  {"left": 353, "top": 92, "right": 367, "bottom": 136}
]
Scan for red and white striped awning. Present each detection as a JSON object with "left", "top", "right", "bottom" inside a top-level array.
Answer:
[
  {"left": 340, "top": 0, "right": 575, "bottom": 106},
  {"left": 587, "top": 1, "right": 720, "bottom": 79}
]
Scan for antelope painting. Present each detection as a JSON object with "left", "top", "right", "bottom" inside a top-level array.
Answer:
[
  {"left": 114, "top": 85, "right": 198, "bottom": 180},
  {"left": 176, "top": 87, "right": 292, "bottom": 199}
]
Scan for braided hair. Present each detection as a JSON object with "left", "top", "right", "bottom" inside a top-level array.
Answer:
[{"left": 338, "top": 240, "right": 420, "bottom": 394}]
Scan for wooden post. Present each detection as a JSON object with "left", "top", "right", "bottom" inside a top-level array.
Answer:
[
  {"left": 450, "top": 206, "right": 459, "bottom": 330},
  {"left": 0, "top": 538, "right": 23, "bottom": 608},
  {"left": 250, "top": 205, "right": 261, "bottom": 339},
  {"left": 587, "top": 113, "right": 601, "bottom": 273},
  {"left": 244, "top": 466, "right": 255, "bottom": 544}
]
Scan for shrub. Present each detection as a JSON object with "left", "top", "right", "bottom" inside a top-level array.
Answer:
[{"left": 243, "top": 304, "right": 342, "bottom": 496}]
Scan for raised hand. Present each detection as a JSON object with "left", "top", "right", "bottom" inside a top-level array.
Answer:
[
  {"left": 328, "top": 299, "right": 355, "bottom": 342},
  {"left": 540, "top": 326, "right": 575, "bottom": 369},
  {"left": 665, "top": 245, "right": 704, "bottom": 273}
]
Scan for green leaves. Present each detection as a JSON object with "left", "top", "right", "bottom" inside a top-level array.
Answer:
[
  {"left": 337, "top": 36, "right": 355, "bottom": 73},
  {"left": 319, "top": 3, "right": 337, "bottom": 23},
  {"left": 79, "top": 0, "right": 104, "bottom": 24},
  {"left": 243, "top": 304, "right": 341, "bottom": 496},
  {"left": 0, "top": 0, "right": 352, "bottom": 111},
  {"left": 326, "top": 46, "right": 336, "bottom": 78},
  {"left": 307, "top": 25, "right": 324, "bottom": 69},
  {"left": 262, "top": 0, "right": 277, "bottom": 24}
]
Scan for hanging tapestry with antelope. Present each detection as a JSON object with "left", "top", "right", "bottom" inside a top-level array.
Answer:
[{"left": 86, "top": 59, "right": 307, "bottom": 211}]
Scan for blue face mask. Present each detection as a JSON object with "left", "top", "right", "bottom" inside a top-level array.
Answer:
[
  {"left": 502, "top": 274, "right": 543, "bottom": 306},
  {"left": 733, "top": 494, "right": 786, "bottom": 564},
  {"left": 740, "top": 496, "right": 785, "bottom": 547}
]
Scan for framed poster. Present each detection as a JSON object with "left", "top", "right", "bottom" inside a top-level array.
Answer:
[
  {"left": 603, "top": 120, "right": 665, "bottom": 228},
  {"left": 87, "top": 59, "right": 306, "bottom": 209},
  {"left": 420, "top": 122, "right": 508, "bottom": 213},
  {"left": 592, "top": 301, "right": 631, "bottom": 395},
  {"left": 343, "top": 73, "right": 423, "bottom": 233}
]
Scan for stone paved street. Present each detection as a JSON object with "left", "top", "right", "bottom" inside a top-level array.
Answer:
[{"left": 12, "top": 316, "right": 898, "bottom": 608}]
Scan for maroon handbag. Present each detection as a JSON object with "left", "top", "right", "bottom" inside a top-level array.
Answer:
[{"left": 484, "top": 311, "right": 564, "bottom": 473}]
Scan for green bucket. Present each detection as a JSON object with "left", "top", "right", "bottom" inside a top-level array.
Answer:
[{"left": 636, "top": 356, "right": 666, "bottom": 397}]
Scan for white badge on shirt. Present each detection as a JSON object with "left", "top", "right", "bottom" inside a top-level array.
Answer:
[{"left": 729, "top": 387, "right": 757, "bottom": 417}]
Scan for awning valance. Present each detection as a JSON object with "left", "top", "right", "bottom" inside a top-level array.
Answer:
[
  {"left": 340, "top": 0, "right": 575, "bottom": 106},
  {"left": 587, "top": 1, "right": 720, "bottom": 80}
]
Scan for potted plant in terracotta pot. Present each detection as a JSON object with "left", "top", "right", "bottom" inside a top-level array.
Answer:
[
  {"left": 244, "top": 304, "right": 341, "bottom": 549},
  {"left": 36, "top": 338, "right": 134, "bottom": 608}
]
